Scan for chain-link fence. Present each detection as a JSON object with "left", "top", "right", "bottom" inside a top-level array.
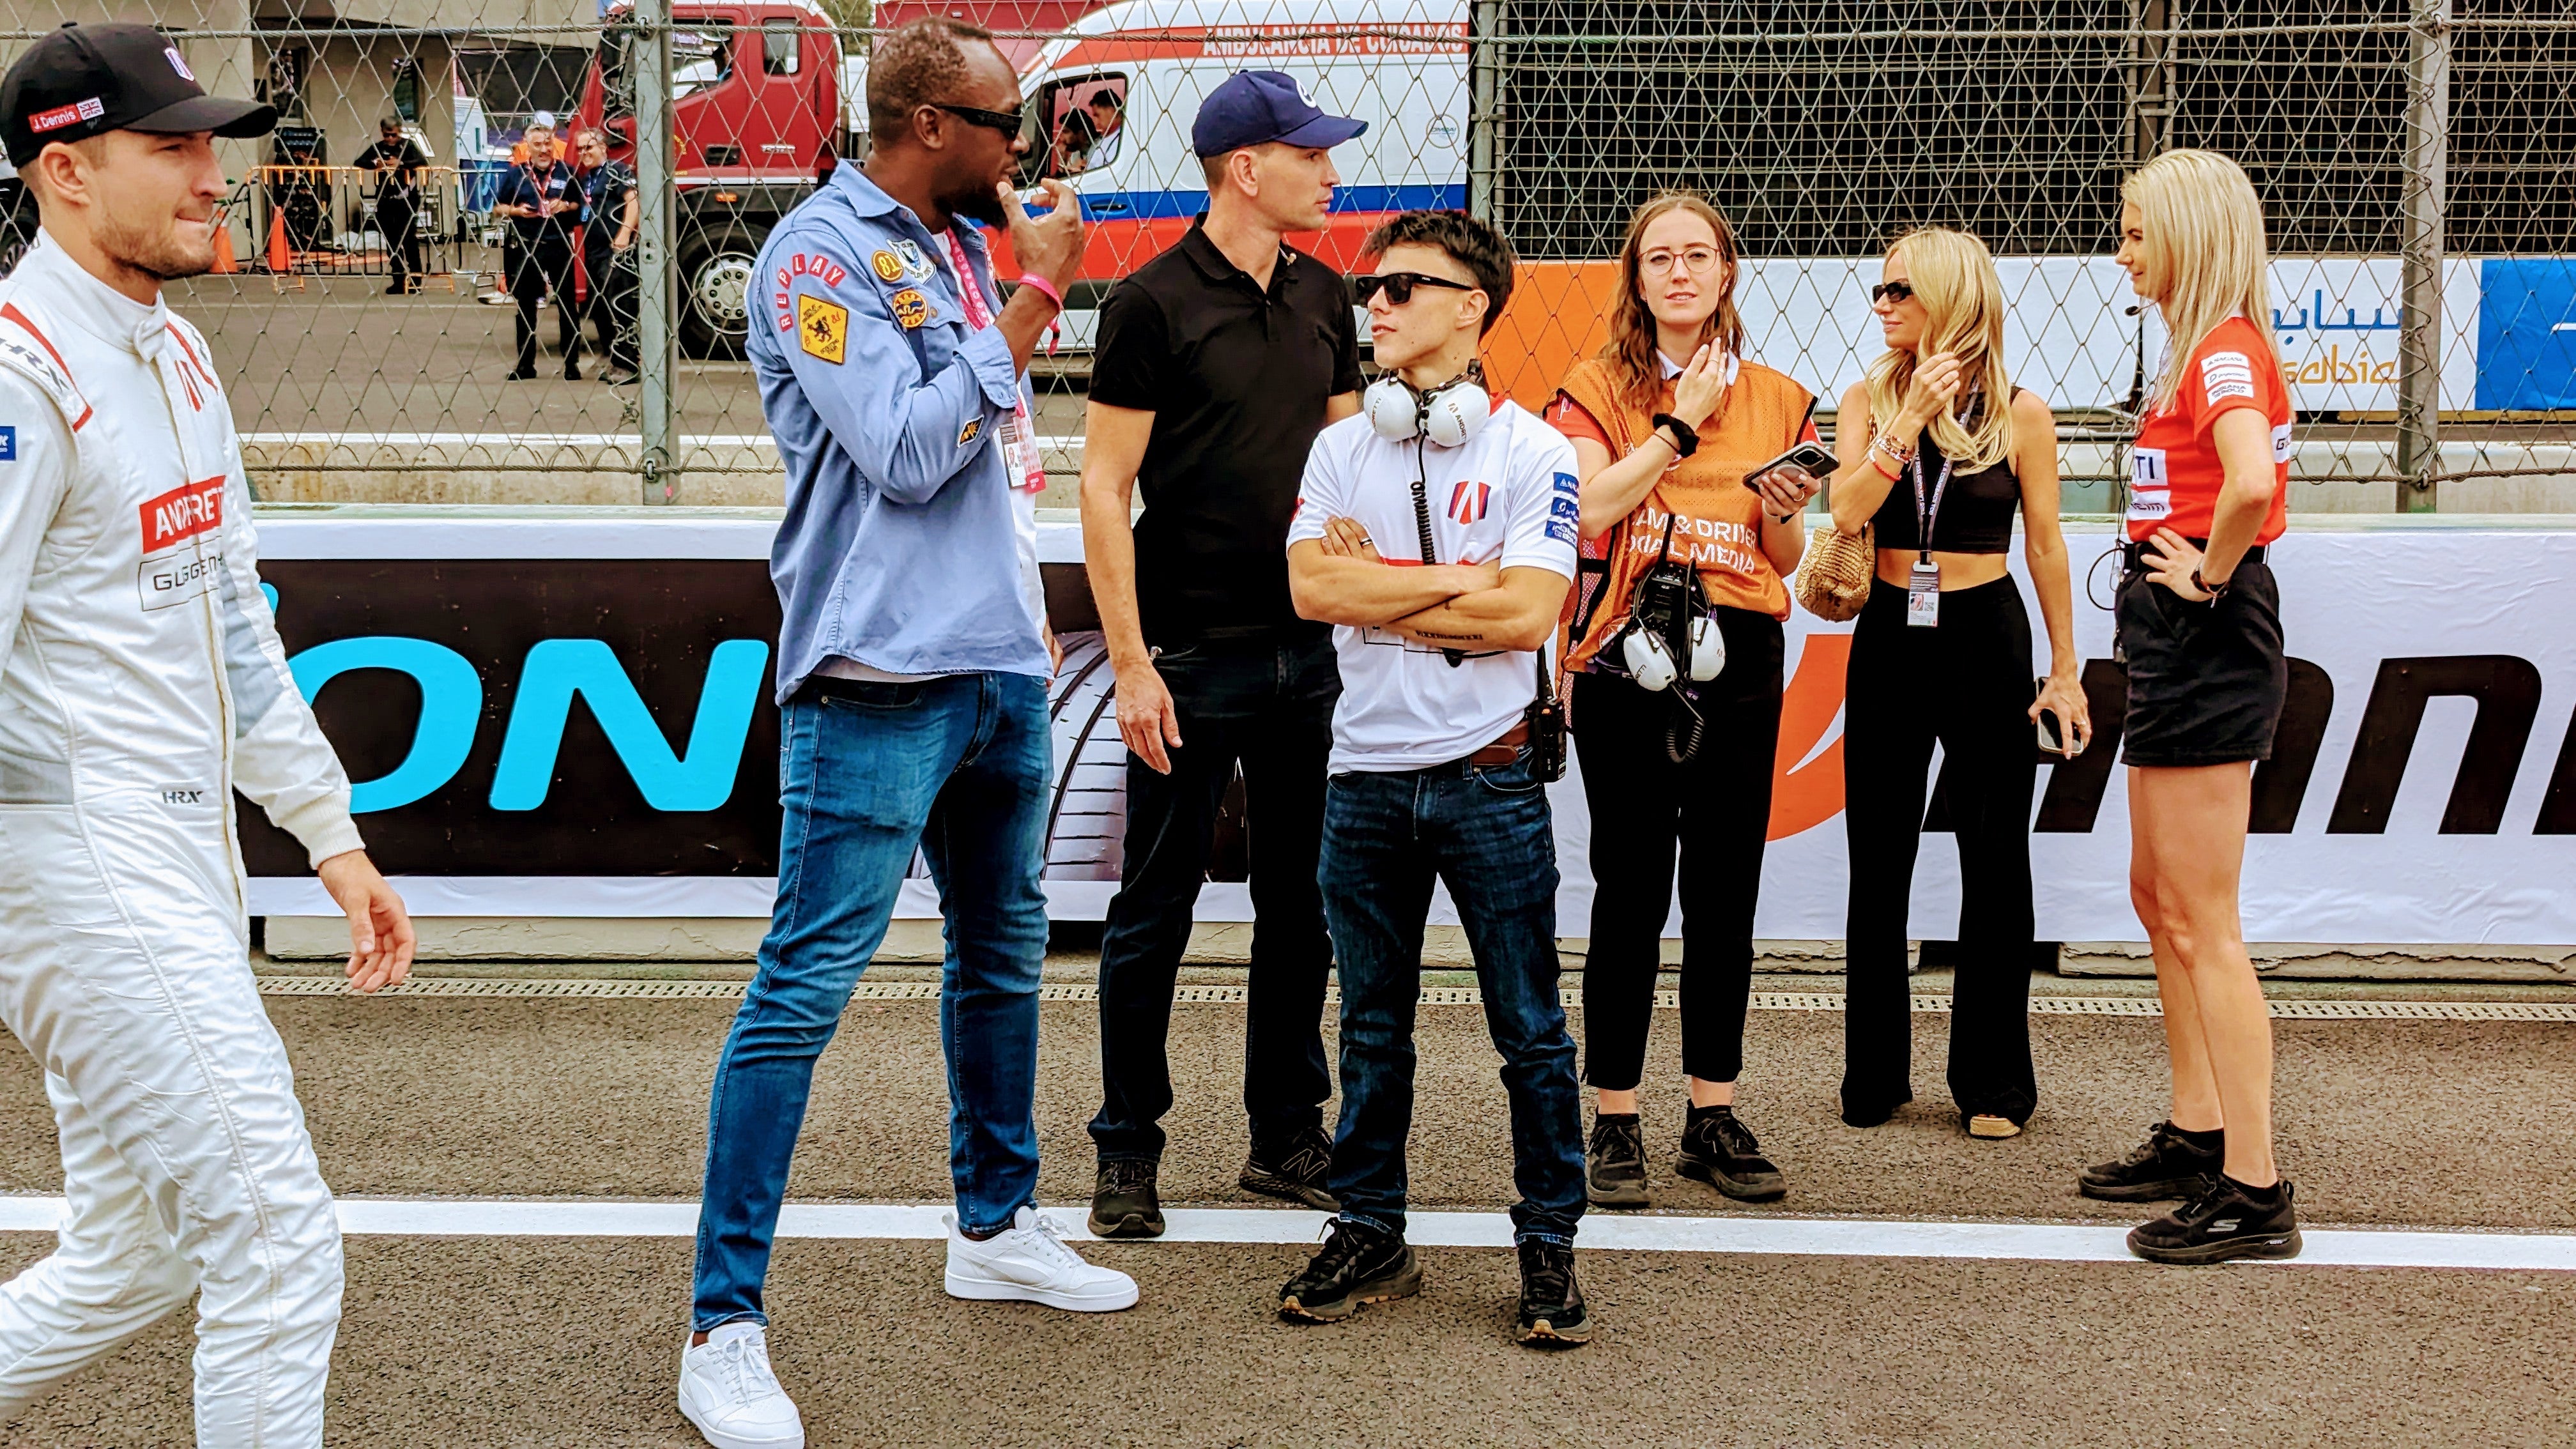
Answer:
[{"left": 4, "top": 0, "right": 2572, "bottom": 510}]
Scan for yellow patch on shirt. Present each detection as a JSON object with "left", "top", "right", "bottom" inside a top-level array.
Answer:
[
  {"left": 796, "top": 295, "right": 848, "bottom": 365},
  {"left": 889, "top": 288, "right": 931, "bottom": 330},
  {"left": 958, "top": 418, "right": 982, "bottom": 446},
  {"left": 870, "top": 249, "right": 905, "bottom": 284}
]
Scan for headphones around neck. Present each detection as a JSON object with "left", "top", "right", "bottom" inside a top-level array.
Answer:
[{"left": 1364, "top": 363, "right": 1492, "bottom": 448}]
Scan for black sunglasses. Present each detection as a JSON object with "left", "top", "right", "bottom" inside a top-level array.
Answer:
[
  {"left": 1868, "top": 280, "right": 1917, "bottom": 305},
  {"left": 1354, "top": 271, "right": 1476, "bottom": 306},
  {"left": 931, "top": 102, "right": 1024, "bottom": 135}
]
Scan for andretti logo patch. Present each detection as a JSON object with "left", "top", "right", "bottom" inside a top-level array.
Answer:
[{"left": 139, "top": 478, "right": 224, "bottom": 553}]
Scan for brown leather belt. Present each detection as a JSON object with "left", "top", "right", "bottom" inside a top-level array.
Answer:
[{"left": 1466, "top": 721, "right": 1530, "bottom": 767}]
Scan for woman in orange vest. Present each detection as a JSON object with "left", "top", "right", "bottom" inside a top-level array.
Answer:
[
  {"left": 1547, "top": 193, "right": 1823, "bottom": 1210},
  {"left": 1814, "top": 226, "right": 2087, "bottom": 1142}
]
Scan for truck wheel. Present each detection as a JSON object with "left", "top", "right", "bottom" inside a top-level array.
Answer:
[{"left": 677, "top": 223, "right": 763, "bottom": 361}]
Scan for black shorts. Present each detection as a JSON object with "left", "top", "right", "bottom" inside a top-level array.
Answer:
[{"left": 2117, "top": 555, "right": 2287, "bottom": 768}]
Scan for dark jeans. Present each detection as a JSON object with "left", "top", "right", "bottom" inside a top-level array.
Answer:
[
  {"left": 511, "top": 234, "right": 579, "bottom": 374},
  {"left": 583, "top": 243, "right": 638, "bottom": 371},
  {"left": 1321, "top": 750, "right": 1585, "bottom": 1245},
  {"left": 692, "top": 674, "right": 1050, "bottom": 1331},
  {"left": 377, "top": 192, "right": 420, "bottom": 286},
  {"left": 1572, "top": 607, "right": 1786, "bottom": 1091},
  {"left": 1841, "top": 576, "right": 2039, "bottom": 1123},
  {"left": 1090, "top": 636, "right": 1338, "bottom": 1162}
]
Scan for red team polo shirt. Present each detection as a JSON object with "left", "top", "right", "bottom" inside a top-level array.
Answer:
[{"left": 2127, "top": 314, "right": 2293, "bottom": 544}]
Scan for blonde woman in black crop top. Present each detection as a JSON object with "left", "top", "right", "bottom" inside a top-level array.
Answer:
[{"left": 1811, "top": 226, "right": 2089, "bottom": 1139}]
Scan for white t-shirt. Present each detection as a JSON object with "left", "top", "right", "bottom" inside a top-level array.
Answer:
[{"left": 1286, "top": 401, "right": 1580, "bottom": 771}]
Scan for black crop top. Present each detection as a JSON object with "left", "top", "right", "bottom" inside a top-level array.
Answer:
[{"left": 1867, "top": 390, "right": 2022, "bottom": 554}]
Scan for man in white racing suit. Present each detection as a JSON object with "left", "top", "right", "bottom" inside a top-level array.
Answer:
[{"left": 0, "top": 24, "right": 416, "bottom": 1444}]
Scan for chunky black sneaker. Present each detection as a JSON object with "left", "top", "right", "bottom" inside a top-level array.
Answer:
[
  {"left": 1586, "top": 1114, "right": 1650, "bottom": 1209},
  {"left": 1514, "top": 1239, "right": 1590, "bottom": 1347},
  {"left": 1241, "top": 1126, "right": 1338, "bottom": 1211},
  {"left": 2079, "top": 1121, "right": 2223, "bottom": 1202},
  {"left": 2127, "top": 1177, "right": 2301, "bottom": 1264},
  {"left": 1278, "top": 1219, "right": 1420, "bottom": 1323},
  {"left": 1675, "top": 1105, "right": 1787, "bottom": 1202},
  {"left": 1087, "top": 1157, "right": 1165, "bottom": 1239}
]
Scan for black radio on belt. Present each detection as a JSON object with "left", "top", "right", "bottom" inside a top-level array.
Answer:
[{"left": 1525, "top": 651, "right": 1567, "bottom": 783}]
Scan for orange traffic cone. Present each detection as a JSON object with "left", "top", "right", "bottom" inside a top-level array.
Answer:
[
  {"left": 209, "top": 216, "right": 238, "bottom": 273},
  {"left": 266, "top": 208, "right": 291, "bottom": 272}
]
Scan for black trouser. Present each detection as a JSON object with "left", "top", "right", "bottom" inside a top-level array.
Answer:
[
  {"left": 378, "top": 191, "right": 420, "bottom": 287},
  {"left": 583, "top": 241, "right": 638, "bottom": 371},
  {"left": 1572, "top": 607, "right": 1785, "bottom": 1092},
  {"left": 1840, "top": 574, "right": 2039, "bottom": 1123},
  {"left": 1089, "top": 635, "right": 1340, "bottom": 1163},
  {"left": 511, "top": 234, "right": 579, "bottom": 375}
]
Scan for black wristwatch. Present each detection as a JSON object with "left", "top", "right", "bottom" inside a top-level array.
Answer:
[
  {"left": 1650, "top": 413, "right": 1699, "bottom": 459},
  {"left": 2190, "top": 565, "right": 2232, "bottom": 604}
]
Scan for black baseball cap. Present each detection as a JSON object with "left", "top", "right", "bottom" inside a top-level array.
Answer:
[
  {"left": 1191, "top": 70, "right": 1365, "bottom": 158},
  {"left": 2, "top": 22, "right": 276, "bottom": 168}
]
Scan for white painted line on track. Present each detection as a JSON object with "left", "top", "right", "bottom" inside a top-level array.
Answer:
[{"left": 1, "top": 1197, "right": 2566, "bottom": 1271}]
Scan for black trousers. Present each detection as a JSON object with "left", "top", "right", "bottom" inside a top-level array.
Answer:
[
  {"left": 378, "top": 192, "right": 420, "bottom": 286},
  {"left": 1572, "top": 607, "right": 1785, "bottom": 1092},
  {"left": 511, "top": 235, "right": 579, "bottom": 375},
  {"left": 1088, "top": 636, "right": 1340, "bottom": 1162},
  {"left": 583, "top": 243, "right": 638, "bottom": 371},
  {"left": 1840, "top": 575, "right": 2039, "bottom": 1123}
]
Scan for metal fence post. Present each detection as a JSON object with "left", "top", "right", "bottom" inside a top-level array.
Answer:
[
  {"left": 1468, "top": 0, "right": 1500, "bottom": 226},
  {"left": 634, "top": 0, "right": 679, "bottom": 506},
  {"left": 2397, "top": 0, "right": 2451, "bottom": 514}
]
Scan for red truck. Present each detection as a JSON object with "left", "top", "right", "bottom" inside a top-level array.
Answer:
[{"left": 578, "top": 1, "right": 855, "bottom": 358}]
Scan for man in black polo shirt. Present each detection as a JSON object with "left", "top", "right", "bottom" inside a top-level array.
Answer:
[{"left": 1079, "top": 70, "right": 1365, "bottom": 1236}]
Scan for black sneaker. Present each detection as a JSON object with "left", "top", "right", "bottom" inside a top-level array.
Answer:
[
  {"left": 1087, "top": 1157, "right": 1164, "bottom": 1239},
  {"left": 2079, "top": 1121, "right": 2223, "bottom": 1202},
  {"left": 2127, "top": 1177, "right": 2301, "bottom": 1264},
  {"left": 1675, "top": 1105, "right": 1786, "bottom": 1202},
  {"left": 1586, "top": 1114, "right": 1649, "bottom": 1209},
  {"left": 1514, "top": 1238, "right": 1590, "bottom": 1347},
  {"left": 1278, "top": 1219, "right": 1420, "bottom": 1323},
  {"left": 1241, "top": 1126, "right": 1337, "bottom": 1211}
]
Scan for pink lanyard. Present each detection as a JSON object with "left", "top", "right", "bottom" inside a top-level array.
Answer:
[{"left": 942, "top": 230, "right": 1043, "bottom": 493}]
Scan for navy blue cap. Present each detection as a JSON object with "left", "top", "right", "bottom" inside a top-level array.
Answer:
[{"left": 1191, "top": 70, "right": 1366, "bottom": 158}]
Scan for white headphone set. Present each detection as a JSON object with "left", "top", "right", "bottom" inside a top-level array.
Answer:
[
  {"left": 1364, "top": 367, "right": 1492, "bottom": 448},
  {"left": 1620, "top": 615, "right": 1725, "bottom": 692}
]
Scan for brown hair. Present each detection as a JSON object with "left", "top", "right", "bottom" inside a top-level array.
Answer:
[{"left": 1602, "top": 192, "right": 1747, "bottom": 422}]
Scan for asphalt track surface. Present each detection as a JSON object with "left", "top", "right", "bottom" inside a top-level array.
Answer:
[{"left": 0, "top": 985, "right": 2568, "bottom": 1446}]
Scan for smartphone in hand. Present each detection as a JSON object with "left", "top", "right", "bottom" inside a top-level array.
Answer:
[
  {"left": 1745, "top": 441, "right": 1840, "bottom": 490},
  {"left": 2034, "top": 676, "right": 2075, "bottom": 757}
]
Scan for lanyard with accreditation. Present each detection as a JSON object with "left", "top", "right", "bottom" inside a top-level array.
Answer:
[{"left": 942, "top": 229, "right": 1045, "bottom": 495}]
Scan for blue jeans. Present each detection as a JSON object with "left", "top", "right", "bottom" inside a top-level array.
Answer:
[
  {"left": 1319, "top": 751, "right": 1586, "bottom": 1245},
  {"left": 1091, "top": 636, "right": 1338, "bottom": 1163},
  {"left": 692, "top": 673, "right": 1050, "bottom": 1331}
]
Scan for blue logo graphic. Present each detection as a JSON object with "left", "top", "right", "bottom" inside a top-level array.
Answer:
[
  {"left": 0, "top": 425, "right": 15, "bottom": 461},
  {"left": 1549, "top": 494, "right": 1581, "bottom": 523},
  {"left": 1552, "top": 470, "right": 1579, "bottom": 497}
]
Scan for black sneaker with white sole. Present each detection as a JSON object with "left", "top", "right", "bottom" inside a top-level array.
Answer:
[
  {"left": 1278, "top": 1218, "right": 1420, "bottom": 1323},
  {"left": 1514, "top": 1239, "right": 1590, "bottom": 1348},
  {"left": 2080, "top": 1121, "right": 2223, "bottom": 1202},
  {"left": 1241, "top": 1126, "right": 1338, "bottom": 1211},
  {"left": 1087, "top": 1158, "right": 1165, "bottom": 1239},
  {"left": 1675, "top": 1105, "right": 1786, "bottom": 1202},
  {"left": 1586, "top": 1114, "right": 1649, "bottom": 1208},
  {"left": 2126, "top": 1177, "right": 2301, "bottom": 1264}
]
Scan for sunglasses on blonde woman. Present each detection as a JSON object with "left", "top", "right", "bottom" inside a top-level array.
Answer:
[{"left": 1868, "top": 280, "right": 1917, "bottom": 305}]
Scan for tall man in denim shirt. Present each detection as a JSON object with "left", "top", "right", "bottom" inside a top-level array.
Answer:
[{"left": 677, "top": 20, "right": 1128, "bottom": 1449}]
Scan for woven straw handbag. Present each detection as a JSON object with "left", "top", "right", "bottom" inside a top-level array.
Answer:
[{"left": 1795, "top": 516, "right": 1875, "bottom": 622}]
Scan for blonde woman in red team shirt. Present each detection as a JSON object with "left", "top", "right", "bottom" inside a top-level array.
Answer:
[{"left": 2078, "top": 149, "right": 2301, "bottom": 1264}]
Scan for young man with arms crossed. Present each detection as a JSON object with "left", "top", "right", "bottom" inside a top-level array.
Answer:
[
  {"left": 1080, "top": 70, "right": 1366, "bottom": 1236},
  {"left": 1281, "top": 211, "right": 1593, "bottom": 1347}
]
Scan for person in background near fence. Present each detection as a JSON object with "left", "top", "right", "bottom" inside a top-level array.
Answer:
[
  {"left": 573, "top": 125, "right": 639, "bottom": 385},
  {"left": 1284, "top": 209, "right": 1591, "bottom": 1347},
  {"left": 0, "top": 26, "right": 417, "bottom": 1443},
  {"left": 2082, "top": 148, "right": 2301, "bottom": 1264},
  {"left": 356, "top": 115, "right": 425, "bottom": 295},
  {"left": 679, "top": 20, "right": 1123, "bottom": 1449},
  {"left": 1818, "top": 226, "right": 2090, "bottom": 1140},
  {"left": 1077, "top": 69, "right": 1365, "bottom": 1239},
  {"left": 493, "top": 119, "right": 581, "bottom": 381},
  {"left": 1548, "top": 193, "right": 1820, "bottom": 1210}
]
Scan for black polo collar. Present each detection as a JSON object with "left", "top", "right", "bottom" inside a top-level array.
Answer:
[{"left": 1177, "top": 218, "right": 1296, "bottom": 297}]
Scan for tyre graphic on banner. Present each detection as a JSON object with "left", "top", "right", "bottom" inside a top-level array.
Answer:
[{"left": 1041, "top": 631, "right": 1128, "bottom": 880}]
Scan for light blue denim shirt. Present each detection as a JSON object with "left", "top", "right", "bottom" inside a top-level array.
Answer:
[{"left": 749, "top": 164, "right": 1048, "bottom": 701}]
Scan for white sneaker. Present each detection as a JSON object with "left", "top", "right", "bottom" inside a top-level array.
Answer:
[
  {"left": 678, "top": 1321, "right": 806, "bottom": 1449},
  {"left": 944, "top": 1206, "right": 1140, "bottom": 1312}
]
